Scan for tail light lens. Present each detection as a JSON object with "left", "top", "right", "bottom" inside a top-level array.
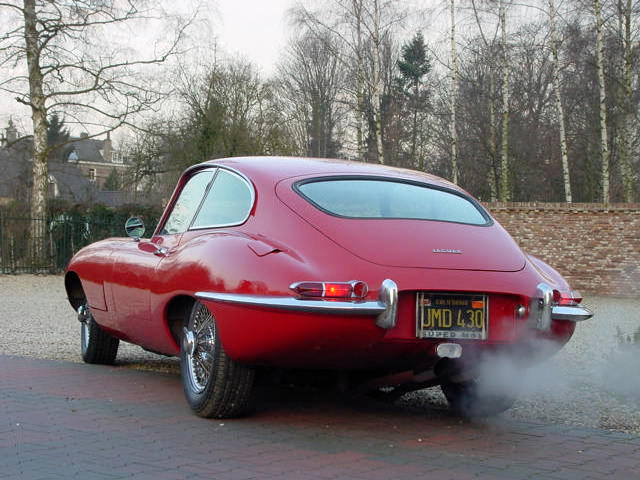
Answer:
[
  {"left": 290, "top": 281, "right": 368, "bottom": 299},
  {"left": 553, "top": 289, "right": 583, "bottom": 306}
]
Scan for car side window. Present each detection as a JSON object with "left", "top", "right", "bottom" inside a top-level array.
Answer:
[
  {"left": 161, "top": 170, "right": 215, "bottom": 235},
  {"left": 191, "top": 170, "right": 253, "bottom": 228}
]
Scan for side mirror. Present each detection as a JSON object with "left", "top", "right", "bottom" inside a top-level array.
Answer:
[{"left": 125, "top": 217, "right": 145, "bottom": 240}]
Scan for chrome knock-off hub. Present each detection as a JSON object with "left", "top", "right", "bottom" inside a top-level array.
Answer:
[
  {"left": 77, "top": 305, "right": 90, "bottom": 323},
  {"left": 183, "top": 328, "right": 196, "bottom": 356}
]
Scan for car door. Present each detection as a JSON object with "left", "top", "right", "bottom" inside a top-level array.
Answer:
[{"left": 106, "top": 169, "right": 216, "bottom": 340}]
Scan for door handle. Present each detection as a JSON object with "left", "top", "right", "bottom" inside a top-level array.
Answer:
[{"left": 154, "top": 247, "right": 169, "bottom": 257}]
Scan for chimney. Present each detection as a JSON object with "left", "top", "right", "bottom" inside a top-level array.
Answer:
[
  {"left": 103, "top": 131, "right": 113, "bottom": 162},
  {"left": 5, "top": 119, "right": 17, "bottom": 143}
]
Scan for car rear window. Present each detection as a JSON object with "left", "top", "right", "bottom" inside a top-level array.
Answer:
[{"left": 296, "top": 178, "right": 489, "bottom": 225}]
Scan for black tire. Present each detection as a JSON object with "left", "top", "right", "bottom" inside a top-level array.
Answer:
[
  {"left": 441, "top": 379, "right": 517, "bottom": 418},
  {"left": 180, "top": 301, "right": 255, "bottom": 418},
  {"left": 79, "top": 304, "right": 119, "bottom": 365}
]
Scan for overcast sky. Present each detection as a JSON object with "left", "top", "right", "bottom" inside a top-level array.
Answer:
[
  {"left": 0, "top": 0, "right": 500, "bottom": 137},
  {"left": 0, "top": 0, "right": 297, "bottom": 134},
  {"left": 214, "top": 0, "right": 295, "bottom": 75}
]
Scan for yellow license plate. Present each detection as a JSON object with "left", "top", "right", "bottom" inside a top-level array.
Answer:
[{"left": 416, "top": 292, "right": 488, "bottom": 340}]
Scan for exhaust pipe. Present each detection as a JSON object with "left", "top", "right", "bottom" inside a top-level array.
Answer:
[{"left": 434, "top": 358, "right": 474, "bottom": 384}]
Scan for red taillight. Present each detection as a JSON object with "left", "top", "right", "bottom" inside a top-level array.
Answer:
[
  {"left": 553, "top": 289, "right": 582, "bottom": 306},
  {"left": 323, "top": 283, "right": 353, "bottom": 297},
  {"left": 290, "top": 281, "right": 368, "bottom": 299}
]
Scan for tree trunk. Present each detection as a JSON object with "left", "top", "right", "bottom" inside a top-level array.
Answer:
[
  {"left": 449, "top": 0, "right": 459, "bottom": 184},
  {"left": 412, "top": 80, "right": 419, "bottom": 169},
  {"left": 488, "top": 71, "right": 498, "bottom": 202},
  {"left": 471, "top": 0, "right": 497, "bottom": 199},
  {"left": 371, "top": 0, "right": 384, "bottom": 164},
  {"left": 618, "top": 0, "right": 634, "bottom": 202},
  {"left": 499, "top": 0, "right": 510, "bottom": 202},
  {"left": 594, "top": 0, "right": 610, "bottom": 203},
  {"left": 549, "top": 0, "right": 572, "bottom": 203},
  {"left": 353, "top": 0, "right": 366, "bottom": 161},
  {"left": 356, "top": 71, "right": 365, "bottom": 161},
  {"left": 24, "top": 0, "right": 49, "bottom": 268}
]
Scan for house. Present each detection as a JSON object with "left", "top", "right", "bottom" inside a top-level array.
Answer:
[
  {"left": 0, "top": 120, "right": 35, "bottom": 206},
  {"left": 64, "top": 132, "right": 130, "bottom": 190},
  {"left": 0, "top": 121, "right": 134, "bottom": 207}
]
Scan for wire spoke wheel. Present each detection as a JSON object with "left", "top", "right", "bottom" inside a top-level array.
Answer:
[
  {"left": 185, "top": 303, "right": 216, "bottom": 393},
  {"left": 180, "top": 300, "right": 255, "bottom": 418}
]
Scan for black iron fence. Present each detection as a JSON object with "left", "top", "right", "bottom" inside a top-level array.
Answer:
[{"left": 0, "top": 212, "right": 158, "bottom": 274}]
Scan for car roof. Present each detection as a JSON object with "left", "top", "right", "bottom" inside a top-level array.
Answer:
[{"left": 199, "top": 156, "right": 462, "bottom": 193}]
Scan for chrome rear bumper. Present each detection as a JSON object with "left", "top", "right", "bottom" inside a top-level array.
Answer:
[
  {"left": 551, "top": 305, "right": 593, "bottom": 322},
  {"left": 196, "top": 280, "right": 593, "bottom": 335},
  {"left": 195, "top": 278, "right": 399, "bottom": 329},
  {"left": 530, "top": 283, "right": 593, "bottom": 331}
]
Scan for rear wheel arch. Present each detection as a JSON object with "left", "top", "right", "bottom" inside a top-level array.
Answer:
[
  {"left": 65, "top": 271, "right": 85, "bottom": 309},
  {"left": 165, "top": 295, "right": 196, "bottom": 347},
  {"left": 65, "top": 271, "right": 119, "bottom": 364}
]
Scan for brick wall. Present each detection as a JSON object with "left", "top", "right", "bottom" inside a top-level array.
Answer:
[{"left": 485, "top": 203, "right": 640, "bottom": 298}]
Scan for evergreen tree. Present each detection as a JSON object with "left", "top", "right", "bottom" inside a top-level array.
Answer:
[
  {"left": 103, "top": 167, "right": 121, "bottom": 191},
  {"left": 46, "top": 113, "right": 70, "bottom": 162},
  {"left": 397, "top": 32, "right": 431, "bottom": 92},
  {"left": 397, "top": 32, "right": 431, "bottom": 166}
]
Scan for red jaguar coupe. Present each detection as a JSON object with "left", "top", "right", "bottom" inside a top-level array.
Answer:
[{"left": 65, "top": 156, "right": 592, "bottom": 418}]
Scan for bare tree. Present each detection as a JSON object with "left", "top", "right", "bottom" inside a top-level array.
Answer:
[
  {"left": 470, "top": 0, "right": 505, "bottom": 200},
  {"left": 617, "top": 0, "right": 635, "bottom": 202},
  {"left": 353, "top": 0, "right": 366, "bottom": 159},
  {"left": 429, "top": 0, "right": 639, "bottom": 202},
  {"left": 449, "top": 0, "right": 459, "bottom": 184},
  {"left": 291, "top": 0, "right": 406, "bottom": 163},
  {"left": 277, "top": 31, "right": 346, "bottom": 158},
  {"left": 593, "top": 0, "right": 610, "bottom": 203},
  {"left": 0, "top": 0, "right": 190, "bottom": 263},
  {"left": 369, "top": 0, "right": 385, "bottom": 163},
  {"left": 549, "top": 0, "right": 573, "bottom": 202},
  {"left": 498, "top": 0, "right": 511, "bottom": 202}
]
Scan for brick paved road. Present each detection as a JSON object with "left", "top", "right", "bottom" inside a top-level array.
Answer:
[{"left": 1, "top": 355, "right": 639, "bottom": 480}]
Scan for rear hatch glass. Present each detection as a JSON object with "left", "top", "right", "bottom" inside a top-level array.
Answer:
[
  {"left": 296, "top": 178, "right": 489, "bottom": 225},
  {"left": 277, "top": 176, "right": 525, "bottom": 272}
]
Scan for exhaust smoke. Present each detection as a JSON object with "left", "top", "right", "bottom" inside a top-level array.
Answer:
[{"left": 402, "top": 297, "right": 640, "bottom": 433}]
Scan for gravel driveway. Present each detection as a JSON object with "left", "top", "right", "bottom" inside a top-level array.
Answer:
[
  {"left": 0, "top": 274, "right": 180, "bottom": 372},
  {"left": 1, "top": 274, "right": 639, "bottom": 434}
]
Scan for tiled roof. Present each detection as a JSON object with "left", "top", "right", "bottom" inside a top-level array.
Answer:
[
  {"left": 49, "top": 161, "right": 96, "bottom": 203},
  {"left": 66, "top": 136, "right": 116, "bottom": 164}
]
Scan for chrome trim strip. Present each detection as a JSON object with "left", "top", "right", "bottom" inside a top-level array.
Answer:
[
  {"left": 195, "top": 291, "right": 386, "bottom": 315},
  {"left": 195, "top": 278, "right": 399, "bottom": 329},
  {"left": 551, "top": 305, "right": 593, "bottom": 322}
]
